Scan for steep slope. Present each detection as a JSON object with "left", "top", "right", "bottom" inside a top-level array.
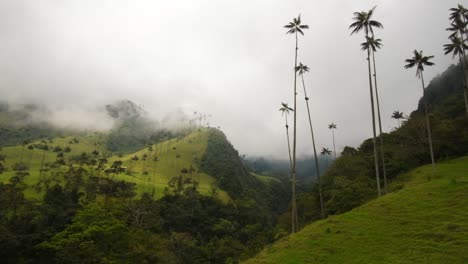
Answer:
[
  {"left": 0, "top": 128, "right": 265, "bottom": 203},
  {"left": 244, "top": 156, "right": 468, "bottom": 264},
  {"left": 108, "top": 128, "right": 230, "bottom": 202}
]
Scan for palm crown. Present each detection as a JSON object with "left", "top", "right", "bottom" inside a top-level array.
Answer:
[
  {"left": 361, "top": 36, "right": 383, "bottom": 52},
  {"left": 449, "top": 4, "right": 468, "bottom": 22},
  {"left": 404, "top": 50, "right": 435, "bottom": 78},
  {"left": 391, "top": 111, "right": 404, "bottom": 120},
  {"left": 284, "top": 14, "right": 309, "bottom": 35},
  {"left": 328, "top": 123, "right": 337, "bottom": 129},
  {"left": 444, "top": 36, "right": 468, "bottom": 58},
  {"left": 446, "top": 18, "right": 468, "bottom": 38},
  {"left": 279, "top": 102, "right": 294, "bottom": 115},
  {"left": 349, "top": 6, "right": 383, "bottom": 36},
  {"left": 321, "top": 147, "right": 332, "bottom": 156},
  {"left": 295, "top": 62, "right": 310, "bottom": 76}
]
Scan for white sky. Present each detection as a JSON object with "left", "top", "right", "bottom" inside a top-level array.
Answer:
[{"left": 0, "top": 0, "right": 462, "bottom": 158}]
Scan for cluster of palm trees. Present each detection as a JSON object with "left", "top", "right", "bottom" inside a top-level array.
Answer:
[
  {"left": 444, "top": 4, "right": 468, "bottom": 115},
  {"left": 349, "top": 6, "right": 386, "bottom": 196},
  {"left": 283, "top": 15, "right": 340, "bottom": 232},
  {"left": 281, "top": 4, "right": 467, "bottom": 233}
]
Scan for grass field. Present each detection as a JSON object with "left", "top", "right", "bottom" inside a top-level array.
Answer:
[
  {"left": 0, "top": 129, "right": 230, "bottom": 202},
  {"left": 244, "top": 156, "right": 468, "bottom": 264}
]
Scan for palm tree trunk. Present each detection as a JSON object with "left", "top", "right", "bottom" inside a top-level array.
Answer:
[
  {"left": 461, "top": 17, "right": 468, "bottom": 90},
  {"left": 285, "top": 115, "right": 293, "bottom": 171},
  {"left": 300, "top": 74, "right": 325, "bottom": 219},
  {"left": 420, "top": 73, "right": 436, "bottom": 178},
  {"left": 458, "top": 52, "right": 468, "bottom": 116},
  {"left": 371, "top": 49, "right": 387, "bottom": 193},
  {"left": 366, "top": 41, "right": 381, "bottom": 197},
  {"left": 28, "top": 151, "right": 33, "bottom": 168},
  {"left": 291, "top": 31, "right": 298, "bottom": 233},
  {"left": 332, "top": 129, "right": 336, "bottom": 159},
  {"left": 39, "top": 149, "right": 46, "bottom": 178}
]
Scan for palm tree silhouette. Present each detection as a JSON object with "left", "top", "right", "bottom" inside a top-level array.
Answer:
[
  {"left": 320, "top": 147, "right": 332, "bottom": 168},
  {"left": 404, "top": 50, "right": 436, "bottom": 177},
  {"left": 131, "top": 155, "right": 139, "bottom": 177},
  {"left": 444, "top": 34, "right": 468, "bottom": 115},
  {"left": 328, "top": 123, "right": 337, "bottom": 159},
  {"left": 279, "top": 102, "right": 293, "bottom": 171},
  {"left": 350, "top": 6, "right": 383, "bottom": 196},
  {"left": 296, "top": 63, "right": 325, "bottom": 219},
  {"left": 39, "top": 145, "right": 49, "bottom": 178},
  {"left": 361, "top": 35, "right": 388, "bottom": 193},
  {"left": 391, "top": 111, "right": 404, "bottom": 128},
  {"left": 448, "top": 5, "right": 468, "bottom": 41},
  {"left": 284, "top": 14, "right": 308, "bottom": 233}
]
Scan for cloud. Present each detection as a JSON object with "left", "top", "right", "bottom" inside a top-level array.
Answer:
[{"left": 0, "top": 0, "right": 460, "bottom": 158}]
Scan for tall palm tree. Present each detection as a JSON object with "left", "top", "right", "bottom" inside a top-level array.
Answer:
[
  {"left": 131, "top": 155, "right": 139, "bottom": 177},
  {"left": 279, "top": 102, "right": 294, "bottom": 171},
  {"left": 321, "top": 147, "right": 332, "bottom": 156},
  {"left": 328, "top": 123, "right": 337, "bottom": 159},
  {"left": 152, "top": 156, "right": 159, "bottom": 198},
  {"left": 391, "top": 111, "right": 404, "bottom": 128},
  {"left": 449, "top": 5, "right": 468, "bottom": 42},
  {"left": 320, "top": 147, "right": 332, "bottom": 168},
  {"left": 39, "top": 145, "right": 49, "bottom": 178},
  {"left": 349, "top": 6, "right": 383, "bottom": 196},
  {"left": 404, "top": 50, "right": 436, "bottom": 177},
  {"left": 296, "top": 63, "right": 325, "bottom": 219},
  {"left": 284, "top": 14, "right": 308, "bottom": 233},
  {"left": 444, "top": 33, "right": 468, "bottom": 115},
  {"left": 361, "top": 35, "right": 388, "bottom": 193}
]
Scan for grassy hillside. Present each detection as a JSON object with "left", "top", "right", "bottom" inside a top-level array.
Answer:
[
  {"left": 0, "top": 128, "right": 230, "bottom": 202},
  {"left": 111, "top": 128, "right": 230, "bottom": 202},
  {"left": 244, "top": 156, "right": 468, "bottom": 264}
]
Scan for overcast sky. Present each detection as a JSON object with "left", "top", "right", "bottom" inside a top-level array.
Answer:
[{"left": 0, "top": 0, "right": 462, "bottom": 158}]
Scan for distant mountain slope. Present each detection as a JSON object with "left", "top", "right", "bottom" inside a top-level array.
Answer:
[
  {"left": 244, "top": 156, "right": 468, "bottom": 264},
  {"left": 200, "top": 129, "right": 262, "bottom": 199},
  {"left": 0, "top": 128, "right": 234, "bottom": 202}
]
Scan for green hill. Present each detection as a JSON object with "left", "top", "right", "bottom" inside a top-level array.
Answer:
[
  {"left": 244, "top": 156, "right": 468, "bottom": 264},
  {"left": 0, "top": 128, "right": 232, "bottom": 202}
]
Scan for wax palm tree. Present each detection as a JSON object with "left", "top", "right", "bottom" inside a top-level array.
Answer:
[
  {"left": 444, "top": 35, "right": 468, "bottom": 115},
  {"left": 39, "top": 145, "right": 49, "bottom": 178},
  {"left": 27, "top": 145, "right": 34, "bottom": 168},
  {"left": 328, "top": 123, "right": 337, "bottom": 159},
  {"left": 131, "top": 155, "right": 139, "bottom": 176},
  {"left": 279, "top": 102, "right": 294, "bottom": 171},
  {"left": 361, "top": 35, "right": 388, "bottom": 193},
  {"left": 391, "top": 111, "right": 404, "bottom": 128},
  {"left": 284, "top": 14, "right": 308, "bottom": 233},
  {"left": 296, "top": 63, "right": 325, "bottom": 219},
  {"left": 321, "top": 147, "right": 332, "bottom": 156},
  {"left": 320, "top": 147, "right": 332, "bottom": 168},
  {"left": 350, "top": 6, "right": 383, "bottom": 196},
  {"left": 404, "top": 50, "right": 436, "bottom": 177},
  {"left": 448, "top": 5, "right": 468, "bottom": 41},
  {"left": 449, "top": 4, "right": 468, "bottom": 22},
  {"left": 152, "top": 155, "right": 159, "bottom": 197}
]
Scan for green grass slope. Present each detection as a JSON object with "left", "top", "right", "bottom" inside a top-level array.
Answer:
[
  {"left": 0, "top": 128, "right": 230, "bottom": 202},
  {"left": 109, "top": 128, "right": 230, "bottom": 202},
  {"left": 244, "top": 156, "right": 468, "bottom": 264}
]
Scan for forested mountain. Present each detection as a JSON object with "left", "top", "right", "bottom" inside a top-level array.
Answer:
[{"left": 0, "top": 111, "right": 288, "bottom": 263}]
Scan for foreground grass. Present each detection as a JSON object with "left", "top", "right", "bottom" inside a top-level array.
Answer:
[{"left": 245, "top": 156, "right": 468, "bottom": 264}]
